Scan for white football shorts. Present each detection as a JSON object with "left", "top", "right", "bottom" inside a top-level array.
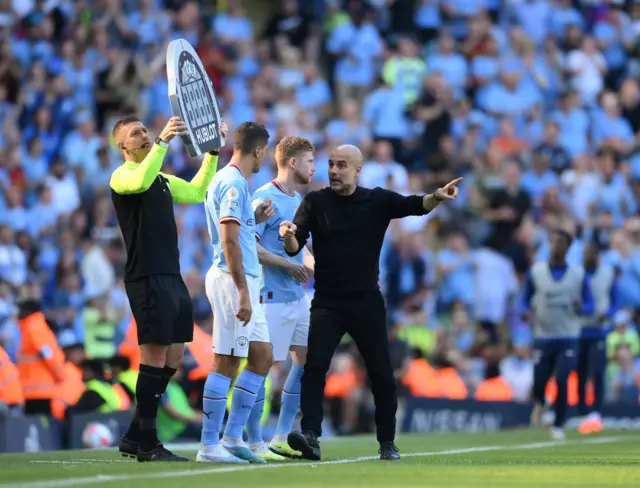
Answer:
[
  {"left": 264, "top": 295, "right": 310, "bottom": 362},
  {"left": 205, "top": 266, "right": 269, "bottom": 358}
]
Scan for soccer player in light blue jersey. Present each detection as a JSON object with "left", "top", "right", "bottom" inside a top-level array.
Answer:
[
  {"left": 197, "top": 122, "right": 277, "bottom": 465},
  {"left": 248, "top": 136, "right": 316, "bottom": 459}
]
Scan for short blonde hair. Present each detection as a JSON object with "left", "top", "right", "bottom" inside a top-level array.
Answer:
[{"left": 275, "top": 136, "right": 315, "bottom": 168}]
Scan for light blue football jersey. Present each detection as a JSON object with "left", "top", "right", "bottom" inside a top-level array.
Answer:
[
  {"left": 252, "top": 180, "right": 304, "bottom": 303},
  {"left": 205, "top": 164, "right": 260, "bottom": 278}
]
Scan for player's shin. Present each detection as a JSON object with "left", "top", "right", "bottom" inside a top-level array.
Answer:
[
  {"left": 201, "top": 372, "right": 232, "bottom": 446},
  {"left": 223, "top": 369, "right": 263, "bottom": 440},
  {"left": 246, "top": 380, "right": 266, "bottom": 444},
  {"left": 274, "top": 364, "right": 304, "bottom": 437}
]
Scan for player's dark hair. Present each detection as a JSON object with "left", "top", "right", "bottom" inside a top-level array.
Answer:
[
  {"left": 275, "top": 136, "right": 315, "bottom": 168},
  {"left": 233, "top": 122, "right": 270, "bottom": 155},
  {"left": 112, "top": 115, "right": 141, "bottom": 140}
]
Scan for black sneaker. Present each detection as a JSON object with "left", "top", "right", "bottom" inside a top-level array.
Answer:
[
  {"left": 137, "top": 443, "right": 189, "bottom": 462},
  {"left": 379, "top": 442, "right": 400, "bottom": 461},
  {"left": 287, "top": 430, "right": 321, "bottom": 461},
  {"left": 119, "top": 436, "right": 139, "bottom": 459}
]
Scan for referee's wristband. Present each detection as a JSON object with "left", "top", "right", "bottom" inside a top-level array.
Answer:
[
  {"left": 155, "top": 136, "right": 169, "bottom": 148},
  {"left": 208, "top": 150, "right": 220, "bottom": 156}
]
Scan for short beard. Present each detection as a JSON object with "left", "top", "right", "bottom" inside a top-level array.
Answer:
[{"left": 331, "top": 181, "right": 355, "bottom": 195}]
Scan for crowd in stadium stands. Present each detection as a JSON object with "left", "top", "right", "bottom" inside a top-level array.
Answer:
[{"left": 2, "top": 0, "right": 640, "bottom": 438}]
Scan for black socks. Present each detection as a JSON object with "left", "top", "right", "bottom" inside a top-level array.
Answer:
[
  {"left": 134, "top": 364, "right": 165, "bottom": 451},
  {"left": 124, "top": 365, "right": 178, "bottom": 451}
]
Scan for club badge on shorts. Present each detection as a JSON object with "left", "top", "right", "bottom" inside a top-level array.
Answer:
[{"left": 167, "top": 38, "right": 225, "bottom": 157}]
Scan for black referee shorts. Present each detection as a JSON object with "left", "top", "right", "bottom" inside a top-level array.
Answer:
[{"left": 125, "top": 275, "right": 194, "bottom": 346}]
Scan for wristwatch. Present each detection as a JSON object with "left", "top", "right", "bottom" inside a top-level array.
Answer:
[{"left": 155, "top": 136, "right": 169, "bottom": 148}]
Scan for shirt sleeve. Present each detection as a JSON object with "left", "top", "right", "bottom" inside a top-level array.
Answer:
[
  {"left": 163, "top": 153, "right": 219, "bottom": 204},
  {"left": 377, "top": 188, "right": 429, "bottom": 220},
  {"left": 109, "top": 144, "right": 168, "bottom": 195},
  {"left": 286, "top": 195, "right": 314, "bottom": 257},
  {"left": 218, "top": 180, "right": 245, "bottom": 226}
]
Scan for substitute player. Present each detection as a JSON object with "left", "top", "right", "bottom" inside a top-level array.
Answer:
[
  {"left": 280, "top": 144, "right": 462, "bottom": 461},
  {"left": 111, "top": 115, "right": 227, "bottom": 461},
  {"left": 248, "top": 136, "right": 317, "bottom": 459},
  {"left": 577, "top": 242, "right": 618, "bottom": 434},
  {"left": 524, "top": 228, "right": 594, "bottom": 440},
  {"left": 198, "top": 122, "right": 274, "bottom": 464}
]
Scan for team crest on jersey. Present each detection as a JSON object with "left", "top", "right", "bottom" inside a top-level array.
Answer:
[
  {"left": 226, "top": 188, "right": 239, "bottom": 201},
  {"left": 236, "top": 336, "right": 248, "bottom": 348}
]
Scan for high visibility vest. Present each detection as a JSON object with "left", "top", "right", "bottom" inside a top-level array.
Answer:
[
  {"left": 435, "top": 367, "right": 468, "bottom": 400},
  {"left": 157, "top": 382, "right": 196, "bottom": 442},
  {"left": 118, "top": 370, "right": 138, "bottom": 401},
  {"left": 545, "top": 371, "right": 590, "bottom": 407},
  {"left": 325, "top": 365, "right": 359, "bottom": 399},
  {"left": 118, "top": 319, "right": 141, "bottom": 371},
  {"left": 85, "top": 379, "right": 120, "bottom": 413},
  {"left": 402, "top": 358, "right": 439, "bottom": 398},
  {"left": 112, "top": 383, "right": 132, "bottom": 411},
  {"left": 17, "top": 312, "right": 66, "bottom": 400},
  {"left": 50, "top": 362, "right": 86, "bottom": 421},
  {"left": 0, "top": 346, "right": 24, "bottom": 406},
  {"left": 83, "top": 308, "right": 116, "bottom": 359},
  {"left": 186, "top": 324, "right": 214, "bottom": 382},
  {"left": 474, "top": 376, "right": 514, "bottom": 402}
]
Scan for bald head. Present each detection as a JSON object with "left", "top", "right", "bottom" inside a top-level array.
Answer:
[
  {"left": 328, "top": 145, "right": 363, "bottom": 195},
  {"left": 331, "top": 144, "right": 363, "bottom": 167}
]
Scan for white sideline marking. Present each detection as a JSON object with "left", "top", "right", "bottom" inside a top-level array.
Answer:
[
  {"left": 1, "top": 436, "right": 624, "bottom": 488},
  {"left": 29, "top": 460, "right": 133, "bottom": 465}
]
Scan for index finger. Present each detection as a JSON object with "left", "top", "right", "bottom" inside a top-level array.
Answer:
[{"left": 444, "top": 177, "right": 463, "bottom": 188}]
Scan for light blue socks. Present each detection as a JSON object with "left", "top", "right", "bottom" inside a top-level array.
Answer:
[
  {"left": 246, "top": 380, "right": 266, "bottom": 444},
  {"left": 274, "top": 364, "right": 304, "bottom": 436},
  {"left": 224, "top": 369, "right": 264, "bottom": 440},
  {"left": 201, "top": 373, "right": 231, "bottom": 446}
]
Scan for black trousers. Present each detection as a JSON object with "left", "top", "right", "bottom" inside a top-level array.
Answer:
[{"left": 300, "top": 291, "right": 397, "bottom": 443}]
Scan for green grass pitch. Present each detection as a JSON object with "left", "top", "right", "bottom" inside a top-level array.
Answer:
[{"left": 0, "top": 430, "right": 638, "bottom": 488}]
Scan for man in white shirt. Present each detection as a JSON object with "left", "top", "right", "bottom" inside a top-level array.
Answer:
[{"left": 360, "top": 140, "right": 409, "bottom": 192}]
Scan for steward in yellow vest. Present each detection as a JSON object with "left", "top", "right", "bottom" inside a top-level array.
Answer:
[{"left": 67, "top": 359, "right": 125, "bottom": 416}]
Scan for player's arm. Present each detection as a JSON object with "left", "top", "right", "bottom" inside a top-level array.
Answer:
[
  {"left": 578, "top": 274, "right": 595, "bottom": 315},
  {"left": 257, "top": 243, "right": 293, "bottom": 269},
  {"left": 109, "top": 144, "right": 168, "bottom": 195},
  {"left": 164, "top": 152, "right": 219, "bottom": 204},
  {"left": 217, "top": 182, "right": 249, "bottom": 292},
  {"left": 521, "top": 271, "right": 535, "bottom": 320},
  {"left": 282, "top": 196, "right": 314, "bottom": 256},
  {"left": 221, "top": 219, "right": 248, "bottom": 291}
]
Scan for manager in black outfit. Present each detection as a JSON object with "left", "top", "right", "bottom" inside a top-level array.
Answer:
[{"left": 280, "top": 144, "right": 462, "bottom": 461}]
